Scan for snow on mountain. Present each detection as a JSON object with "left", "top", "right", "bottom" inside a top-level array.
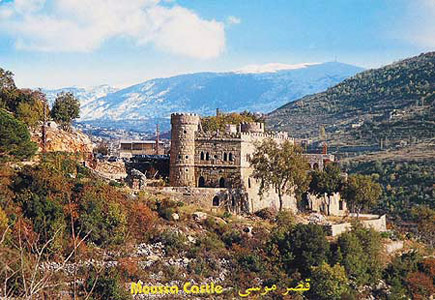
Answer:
[
  {"left": 234, "top": 62, "right": 320, "bottom": 74},
  {"left": 43, "top": 62, "right": 364, "bottom": 132},
  {"left": 42, "top": 84, "right": 119, "bottom": 107}
]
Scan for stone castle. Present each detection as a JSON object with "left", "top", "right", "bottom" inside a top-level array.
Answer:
[{"left": 168, "top": 113, "right": 346, "bottom": 215}]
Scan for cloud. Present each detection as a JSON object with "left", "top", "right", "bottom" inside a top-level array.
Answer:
[
  {"left": 0, "top": 0, "right": 225, "bottom": 59},
  {"left": 226, "top": 16, "right": 241, "bottom": 25}
]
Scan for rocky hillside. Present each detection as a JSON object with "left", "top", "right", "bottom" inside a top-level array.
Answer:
[
  {"left": 267, "top": 52, "right": 435, "bottom": 146},
  {"left": 30, "top": 122, "right": 94, "bottom": 154}
]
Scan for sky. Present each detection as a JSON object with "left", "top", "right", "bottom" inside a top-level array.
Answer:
[{"left": 0, "top": 0, "right": 434, "bottom": 89}]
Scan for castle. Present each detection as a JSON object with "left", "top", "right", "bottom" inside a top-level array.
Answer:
[{"left": 169, "top": 113, "right": 346, "bottom": 215}]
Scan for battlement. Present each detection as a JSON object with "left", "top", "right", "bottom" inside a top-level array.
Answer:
[
  {"left": 171, "top": 113, "right": 200, "bottom": 125},
  {"left": 240, "top": 131, "right": 291, "bottom": 140},
  {"left": 240, "top": 122, "right": 265, "bottom": 133}
]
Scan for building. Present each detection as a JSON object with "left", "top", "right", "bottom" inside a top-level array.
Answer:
[
  {"left": 118, "top": 140, "right": 165, "bottom": 158},
  {"left": 169, "top": 113, "right": 346, "bottom": 215}
]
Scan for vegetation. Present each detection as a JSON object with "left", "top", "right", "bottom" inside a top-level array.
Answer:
[
  {"left": 309, "top": 163, "right": 344, "bottom": 215},
  {"left": 268, "top": 52, "right": 435, "bottom": 145},
  {"left": 346, "top": 159, "right": 435, "bottom": 245},
  {"left": 0, "top": 109, "right": 37, "bottom": 162},
  {"left": 342, "top": 174, "right": 382, "bottom": 217},
  {"left": 250, "top": 138, "right": 310, "bottom": 210},
  {"left": 201, "top": 111, "right": 263, "bottom": 132},
  {"left": 51, "top": 92, "right": 80, "bottom": 129}
]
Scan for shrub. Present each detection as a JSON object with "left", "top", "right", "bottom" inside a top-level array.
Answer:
[{"left": 0, "top": 109, "right": 37, "bottom": 162}]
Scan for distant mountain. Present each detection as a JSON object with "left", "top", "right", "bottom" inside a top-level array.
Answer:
[
  {"left": 267, "top": 52, "right": 435, "bottom": 146},
  {"left": 42, "top": 85, "right": 119, "bottom": 107},
  {"left": 43, "top": 62, "right": 363, "bottom": 132}
]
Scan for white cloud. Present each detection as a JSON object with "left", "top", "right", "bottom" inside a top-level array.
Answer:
[
  {"left": 0, "top": 0, "right": 226, "bottom": 59},
  {"left": 227, "top": 16, "right": 241, "bottom": 25}
]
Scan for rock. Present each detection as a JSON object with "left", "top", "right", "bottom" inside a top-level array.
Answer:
[
  {"left": 193, "top": 211, "right": 208, "bottom": 222},
  {"left": 171, "top": 213, "right": 180, "bottom": 221},
  {"left": 385, "top": 240, "right": 404, "bottom": 254},
  {"left": 308, "top": 213, "right": 327, "bottom": 225},
  {"left": 243, "top": 226, "right": 253, "bottom": 234},
  {"left": 187, "top": 235, "right": 196, "bottom": 243}
]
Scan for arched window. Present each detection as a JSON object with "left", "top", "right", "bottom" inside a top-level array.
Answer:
[
  {"left": 206, "top": 152, "right": 210, "bottom": 161},
  {"left": 212, "top": 196, "right": 220, "bottom": 206},
  {"left": 198, "top": 176, "right": 205, "bottom": 187},
  {"left": 229, "top": 153, "right": 233, "bottom": 161},
  {"left": 248, "top": 178, "right": 251, "bottom": 188},
  {"left": 200, "top": 152, "right": 204, "bottom": 160},
  {"left": 223, "top": 152, "right": 227, "bottom": 161},
  {"left": 219, "top": 177, "right": 225, "bottom": 188},
  {"left": 339, "top": 200, "right": 344, "bottom": 210}
]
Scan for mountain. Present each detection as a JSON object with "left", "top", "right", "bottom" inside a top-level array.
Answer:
[
  {"left": 42, "top": 85, "right": 119, "bottom": 107},
  {"left": 267, "top": 52, "right": 435, "bottom": 146},
  {"left": 44, "top": 62, "right": 363, "bottom": 132}
]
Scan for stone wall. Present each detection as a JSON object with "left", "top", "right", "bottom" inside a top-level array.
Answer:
[
  {"left": 144, "top": 186, "right": 234, "bottom": 211},
  {"left": 325, "top": 214, "right": 387, "bottom": 236},
  {"left": 308, "top": 192, "right": 347, "bottom": 216}
]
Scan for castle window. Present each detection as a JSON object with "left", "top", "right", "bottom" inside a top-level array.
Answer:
[
  {"left": 213, "top": 196, "right": 220, "bottom": 206},
  {"left": 229, "top": 153, "right": 233, "bottom": 161},
  {"left": 339, "top": 200, "right": 344, "bottom": 210},
  {"left": 200, "top": 152, "right": 204, "bottom": 160},
  {"left": 214, "top": 155, "right": 218, "bottom": 159},
  {"left": 219, "top": 177, "right": 225, "bottom": 188},
  {"left": 178, "top": 155, "right": 181, "bottom": 159},
  {"left": 206, "top": 152, "right": 210, "bottom": 160},
  {"left": 198, "top": 176, "right": 205, "bottom": 187},
  {"left": 223, "top": 153, "right": 227, "bottom": 161},
  {"left": 248, "top": 178, "right": 251, "bottom": 188},
  {"left": 184, "top": 130, "right": 187, "bottom": 134},
  {"left": 185, "top": 155, "right": 189, "bottom": 159}
]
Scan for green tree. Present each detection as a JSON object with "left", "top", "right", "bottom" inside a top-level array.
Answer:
[
  {"left": 335, "top": 223, "right": 382, "bottom": 286},
  {"left": 342, "top": 174, "right": 382, "bottom": 217},
  {"left": 274, "top": 223, "right": 330, "bottom": 276},
  {"left": 15, "top": 89, "right": 48, "bottom": 127},
  {"left": 251, "top": 139, "right": 310, "bottom": 211},
  {"left": 309, "top": 163, "right": 344, "bottom": 215},
  {"left": 201, "top": 111, "right": 262, "bottom": 132},
  {"left": 50, "top": 92, "right": 80, "bottom": 129},
  {"left": 310, "top": 262, "right": 349, "bottom": 300},
  {"left": 0, "top": 109, "right": 37, "bottom": 162}
]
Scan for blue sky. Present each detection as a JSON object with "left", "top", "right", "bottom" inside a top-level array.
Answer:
[{"left": 0, "top": 0, "right": 434, "bottom": 88}]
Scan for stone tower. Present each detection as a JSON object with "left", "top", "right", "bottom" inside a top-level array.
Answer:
[{"left": 169, "top": 113, "right": 200, "bottom": 186}]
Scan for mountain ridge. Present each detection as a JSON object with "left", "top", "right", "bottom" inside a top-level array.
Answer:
[
  {"left": 43, "top": 62, "right": 363, "bottom": 132},
  {"left": 267, "top": 52, "right": 435, "bottom": 146}
]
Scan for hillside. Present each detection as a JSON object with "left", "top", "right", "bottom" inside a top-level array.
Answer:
[
  {"left": 44, "top": 62, "right": 363, "bottom": 132},
  {"left": 267, "top": 52, "right": 435, "bottom": 146}
]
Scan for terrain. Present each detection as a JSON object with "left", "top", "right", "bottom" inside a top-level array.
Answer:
[
  {"left": 43, "top": 62, "right": 363, "bottom": 132},
  {"left": 267, "top": 52, "right": 435, "bottom": 147}
]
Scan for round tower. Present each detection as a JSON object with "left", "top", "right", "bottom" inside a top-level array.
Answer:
[{"left": 169, "top": 113, "right": 200, "bottom": 186}]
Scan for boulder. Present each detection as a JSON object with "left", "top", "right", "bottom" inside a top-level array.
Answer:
[
  {"left": 192, "top": 211, "right": 208, "bottom": 222},
  {"left": 171, "top": 213, "right": 180, "bottom": 221}
]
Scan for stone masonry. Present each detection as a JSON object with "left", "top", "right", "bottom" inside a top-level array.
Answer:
[{"left": 169, "top": 112, "right": 346, "bottom": 214}]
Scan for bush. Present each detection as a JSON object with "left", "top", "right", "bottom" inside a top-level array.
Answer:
[{"left": 0, "top": 109, "right": 37, "bottom": 162}]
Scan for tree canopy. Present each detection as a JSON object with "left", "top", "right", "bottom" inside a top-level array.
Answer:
[
  {"left": 342, "top": 174, "right": 382, "bottom": 216},
  {"left": 0, "top": 109, "right": 37, "bottom": 162},
  {"left": 51, "top": 92, "right": 80, "bottom": 129},
  {"left": 250, "top": 138, "right": 310, "bottom": 211}
]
